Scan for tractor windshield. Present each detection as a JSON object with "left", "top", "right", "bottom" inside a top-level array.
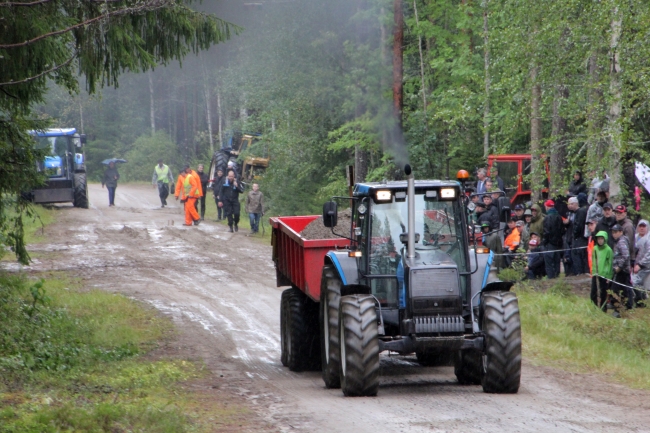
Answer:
[
  {"left": 368, "top": 194, "right": 466, "bottom": 269},
  {"left": 34, "top": 135, "right": 69, "bottom": 178},
  {"left": 358, "top": 190, "right": 468, "bottom": 307}
]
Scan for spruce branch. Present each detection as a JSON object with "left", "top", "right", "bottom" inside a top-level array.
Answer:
[
  {"left": 0, "top": 0, "right": 175, "bottom": 49},
  {"left": 0, "top": 51, "right": 77, "bottom": 87}
]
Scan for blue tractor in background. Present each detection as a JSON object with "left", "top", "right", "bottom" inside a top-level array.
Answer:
[{"left": 26, "top": 128, "right": 89, "bottom": 208}]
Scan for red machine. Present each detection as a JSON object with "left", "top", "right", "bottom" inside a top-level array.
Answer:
[{"left": 487, "top": 154, "right": 549, "bottom": 204}]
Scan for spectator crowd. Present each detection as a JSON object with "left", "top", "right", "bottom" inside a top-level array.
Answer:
[{"left": 471, "top": 168, "right": 648, "bottom": 314}]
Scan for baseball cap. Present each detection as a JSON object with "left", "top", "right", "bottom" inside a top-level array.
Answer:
[
  {"left": 587, "top": 217, "right": 599, "bottom": 224},
  {"left": 638, "top": 219, "right": 649, "bottom": 227},
  {"left": 530, "top": 231, "right": 540, "bottom": 237},
  {"left": 514, "top": 204, "right": 524, "bottom": 210},
  {"left": 516, "top": 220, "right": 525, "bottom": 227},
  {"left": 602, "top": 202, "right": 613, "bottom": 210},
  {"left": 544, "top": 199, "right": 555, "bottom": 207},
  {"left": 612, "top": 224, "right": 623, "bottom": 231},
  {"left": 568, "top": 197, "right": 578, "bottom": 205},
  {"left": 614, "top": 205, "right": 627, "bottom": 213},
  {"left": 524, "top": 209, "right": 532, "bottom": 216},
  {"left": 481, "top": 222, "right": 490, "bottom": 228}
]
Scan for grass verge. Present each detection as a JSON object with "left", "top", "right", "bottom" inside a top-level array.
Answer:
[
  {"left": 0, "top": 272, "right": 254, "bottom": 432},
  {"left": 517, "top": 278, "right": 650, "bottom": 389}
]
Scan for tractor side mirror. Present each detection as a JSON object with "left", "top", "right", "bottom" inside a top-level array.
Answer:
[{"left": 323, "top": 201, "right": 338, "bottom": 227}]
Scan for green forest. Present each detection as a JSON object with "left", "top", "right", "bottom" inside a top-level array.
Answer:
[{"left": 5, "top": 0, "right": 650, "bottom": 255}]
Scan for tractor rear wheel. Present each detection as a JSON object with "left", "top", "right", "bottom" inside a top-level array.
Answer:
[
  {"left": 454, "top": 350, "right": 482, "bottom": 385},
  {"left": 481, "top": 291, "right": 521, "bottom": 393},
  {"left": 320, "top": 266, "right": 341, "bottom": 388},
  {"left": 73, "top": 173, "right": 89, "bottom": 209},
  {"left": 280, "top": 287, "right": 319, "bottom": 371},
  {"left": 339, "top": 295, "right": 380, "bottom": 397},
  {"left": 215, "top": 151, "right": 229, "bottom": 175}
]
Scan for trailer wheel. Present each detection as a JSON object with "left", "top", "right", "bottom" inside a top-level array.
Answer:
[
  {"left": 416, "top": 350, "right": 454, "bottom": 367},
  {"left": 320, "top": 266, "right": 341, "bottom": 388},
  {"left": 73, "top": 173, "right": 89, "bottom": 209},
  {"left": 454, "top": 350, "right": 482, "bottom": 385},
  {"left": 280, "top": 289, "right": 290, "bottom": 367},
  {"left": 481, "top": 291, "right": 521, "bottom": 393},
  {"left": 339, "top": 295, "right": 380, "bottom": 397},
  {"left": 280, "top": 287, "right": 318, "bottom": 371}
]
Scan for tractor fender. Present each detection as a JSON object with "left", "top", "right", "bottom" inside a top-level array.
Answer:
[
  {"left": 481, "top": 280, "right": 515, "bottom": 293},
  {"left": 325, "top": 251, "right": 360, "bottom": 288}
]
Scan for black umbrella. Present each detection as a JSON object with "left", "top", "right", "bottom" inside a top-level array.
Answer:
[{"left": 102, "top": 158, "right": 127, "bottom": 165}]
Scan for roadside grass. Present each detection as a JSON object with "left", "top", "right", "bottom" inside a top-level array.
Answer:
[
  {"left": 0, "top": 272, "right": 253, "bottom": 432},
  {"left": 516, "top": 278, "right": 650, "bottom": 389},
  {"left": 21, "top": 204, "right": 55, "bottom": 245},
  {"left": 1, "top": 204, "right": 56, "bottom": 263}
]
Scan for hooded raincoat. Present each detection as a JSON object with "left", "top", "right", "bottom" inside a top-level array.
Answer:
[{"left": 592, "top": 231, "right": 613, "bottom": 279}]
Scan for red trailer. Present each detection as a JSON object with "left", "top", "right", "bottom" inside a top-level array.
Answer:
[{"left": 270, "top": 215, "right": 350, "bottom": 302}]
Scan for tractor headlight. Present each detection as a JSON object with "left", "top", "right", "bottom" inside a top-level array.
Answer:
[
  {"left": 375, "top": 190, "right": 392, "bottom": 202},
  {"left": 440, "top": 188, "right": 456, "bottom": 199}
]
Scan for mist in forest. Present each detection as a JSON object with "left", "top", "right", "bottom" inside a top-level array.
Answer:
[{"left": 37, "top": 0, "right": 405, "bottom": 190}]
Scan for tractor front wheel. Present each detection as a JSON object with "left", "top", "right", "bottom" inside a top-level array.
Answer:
[
  {"left": 73, "top": 173, "right": 89, "bottom": 209},
  {"left": 339, "top": 295, "right": 380, "bottom": 397},
  {"left": 481, "top": 291, "right": 522, "bottom": 393}
]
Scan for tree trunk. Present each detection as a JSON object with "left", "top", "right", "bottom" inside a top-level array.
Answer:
[
  {"left": 79, "top": 97, "right": 84, "bottom": 134},
  {"left": 530, "top": 66, "right": 543, "bottom": 202},
  {"left": 148, "top": 71, "right": 155, "bottom": 135},
  {"left": 200, "top": 56, "right": 214, "bottom": 156},
  {"left": 392, "top": 0, "right": 403, "bottom": 128},
  {"left": 587, "top": 53, "right": 605, "bottom": 167},
  {"left": 355, "top": 144, "right": 369, "bottom": 183},
  {"left": 205, "top": 84, "right": 214, "bottom": 156},
  {"left": 550, "top": 85, "right": 568, "bottom": 196},
  {"left": 608, "top": 10, "right": 622, "bottom": 200},
  {"left": 413, "top": 0, "right": 427, "bottom": 120},
  {"left": 482, "top": 0, "right": 490, "bottom": 158},
  {"left": 217, "top": 86, "right": 223, "bottom": 147}
]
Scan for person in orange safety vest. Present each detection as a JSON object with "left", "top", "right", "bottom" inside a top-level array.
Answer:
[{"left": 175, "top": 165, "right": 201, "bottom": 226}]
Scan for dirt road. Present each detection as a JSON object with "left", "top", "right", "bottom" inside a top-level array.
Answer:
[{"left": 12, "top": 184, "right": 650, "bottom": 433}]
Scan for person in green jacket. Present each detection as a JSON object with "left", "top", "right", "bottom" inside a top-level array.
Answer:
[
  {"left": 591, "top": 230, "right": 613, "bottom": 311},
  {"left": 529, "top": 203, "right": 545, "bottom": 244}
]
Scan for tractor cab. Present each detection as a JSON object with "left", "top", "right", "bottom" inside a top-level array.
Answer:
[
  {"left": 324, "top": 178, "right": 471, "bottom": 337},
  {"left": 26, "top": 128, "right": 88, "bottom": 208}
]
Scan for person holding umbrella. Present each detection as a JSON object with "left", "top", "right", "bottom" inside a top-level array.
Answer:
[{"left": 102, "top": 161, "right": 120, "bottom": 206}]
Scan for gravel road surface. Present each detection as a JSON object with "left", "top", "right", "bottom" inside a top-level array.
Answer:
[{"left": 11, "top": 183, "right": 650, "bottom": 433}]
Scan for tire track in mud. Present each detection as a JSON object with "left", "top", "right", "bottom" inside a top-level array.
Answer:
[{"left": 8, "top": 184, "right": 650, "bottom": 433}]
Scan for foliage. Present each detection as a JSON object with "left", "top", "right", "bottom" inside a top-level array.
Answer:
[
  {"left": 27, "top": 0, "right": 650, "bottom": 218},
  {"left": 517, "top": 286, "right": 650, "bottom": 389},
  {"left": 0, "top": 0, "right": 237, "bottom": 263},
  {"left": 0, "top": 272, "right": 252, "bottom": 432},
  {"left": 120, "top": 131, "right": 182, "bottom": 182},
  {"left": 0, "top": 274, "right": 164, "bottom": 379}
]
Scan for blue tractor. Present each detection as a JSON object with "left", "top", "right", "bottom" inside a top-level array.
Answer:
[
  {"left": 317, "top": 165, "right": 521, "bottom": 396},
  {"left": 27, "top": 128, "right": 88, "bottom": 208}
]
